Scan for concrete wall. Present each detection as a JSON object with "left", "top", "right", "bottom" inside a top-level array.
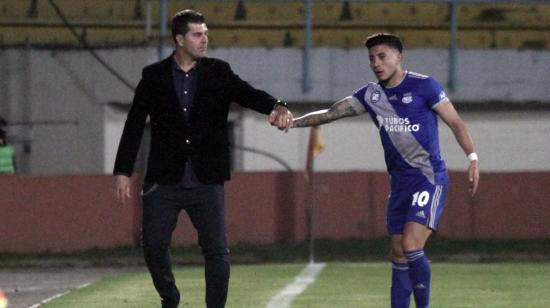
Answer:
[
  {"left": 240, "top": 108, "right": 550, "bottom": 172},
  {"left": 1, "top": 172, "right": 549, "bottom": 253},
  {"left": 215, "top": 48, "right": 550, "bottom": 103},
  {"left": 1, "top": 47, "right": 549, "bottom": 175},
  {"left": 0, "top": 48, "right": 154, "bottom": 174}
]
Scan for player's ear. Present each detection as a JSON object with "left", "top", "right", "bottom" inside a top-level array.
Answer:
[
  {"left": 397, "top": 51, "right": 403, "bottom": 63},
  {"left": 175, "top": 34, "right": 185, "bottom": 47}
]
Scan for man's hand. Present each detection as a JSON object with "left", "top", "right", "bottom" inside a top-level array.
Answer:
[
  {"left": 269, "top": 105, "right": 293, "bottom": 132},
  {"left": 115, "top": 175, "right": 131, "bottom": 205},
  {"left": 468, "top": 160, "right": 480, "bottom": 197}
]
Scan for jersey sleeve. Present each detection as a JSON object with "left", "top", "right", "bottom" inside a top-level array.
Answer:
[
  {"left": 352, "top": 84, "right": 370, "bottom": 112},
  {"left": 424, "top": 77, "right": 450, "bottom": 109}
]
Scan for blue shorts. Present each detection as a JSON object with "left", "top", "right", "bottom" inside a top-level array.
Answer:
[{"left": 386, "top": 176, "right": 449, "bottom": 235}]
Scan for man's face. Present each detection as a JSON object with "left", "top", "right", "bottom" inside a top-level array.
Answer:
[
  {"left": 178, "top": 22, "right": 208, "bottom": 59},
  {"left": 368, "top": 44, "right": 402, "bottom": 84}
]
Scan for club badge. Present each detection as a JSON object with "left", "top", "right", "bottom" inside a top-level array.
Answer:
[{"left": 402, "top": 92, "right": 413, "bottom": 104}]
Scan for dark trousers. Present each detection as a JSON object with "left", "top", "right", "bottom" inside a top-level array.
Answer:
[{"left": 141, "top": 183, "right": 230, "bottom": 308}]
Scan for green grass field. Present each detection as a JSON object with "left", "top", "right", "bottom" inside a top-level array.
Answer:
[{"left": 44, "top": 262, "right": 550, "bottom": 308}]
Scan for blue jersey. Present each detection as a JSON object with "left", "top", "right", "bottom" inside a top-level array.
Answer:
[{"left": 351, "top": 71, "right": 449, "bottom": 187}]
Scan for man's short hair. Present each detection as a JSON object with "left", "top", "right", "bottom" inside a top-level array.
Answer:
[
  {"left": 171, "top": 9, "right": 206, "bottom": 42},
  {"left": 365, "top": 33, "right": 403, "bottom": 53}
]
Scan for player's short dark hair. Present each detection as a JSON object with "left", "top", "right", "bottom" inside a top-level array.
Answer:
[
  {"left": 365, "top": 33, "right": 403, "bottom": 53},
  {"left": 171, "top": 9, "right": 206, "bottom": 42}
]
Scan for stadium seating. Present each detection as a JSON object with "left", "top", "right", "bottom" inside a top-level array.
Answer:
[
  {"left": 459, "top": 3, "right": 550, "bottom": 27},
  {"left": 0, "top": 0, "right": 30, "bottom": 19},
  {"left": 458, "top": 3, "right": 549, "bottom": 49},
  {"left": 0, "top": 0, "right": 141, "bottom": 21},
  {"left": 0, "top": 0, "right": 147, "bottom": 46},
  {"left": 0, "top": 0, "right": 547, "bottom": 49}
]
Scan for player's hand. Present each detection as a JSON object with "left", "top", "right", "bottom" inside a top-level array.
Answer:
[
  {"left": 269, "top": 105, "right": 293, "bottom": 132},
  {"left": 468, "top": 160, "right": 480, "bottom": 197},
  {"left": 115, "top": 175, "right": 131, "bottom": 205}
]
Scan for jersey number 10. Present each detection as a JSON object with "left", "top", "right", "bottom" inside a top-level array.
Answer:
[{"left": 412, "top": 191, "right": 430, "bottom": 207}]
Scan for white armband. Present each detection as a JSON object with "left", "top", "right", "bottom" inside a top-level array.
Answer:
[{"left": 467, "top": 152, "right": 479, "bottom": 162}]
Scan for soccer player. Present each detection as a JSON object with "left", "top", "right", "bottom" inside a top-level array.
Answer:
[{"left": 290, "top": 33, "right": 480, "bottom": 308}]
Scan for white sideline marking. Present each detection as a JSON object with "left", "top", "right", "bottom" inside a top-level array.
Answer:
[
  {"left": 266, "top": 262, "right": 326, "bottom": 308},
  {"left": 28, "top": 282, "right": 91, "bottom": 308}
]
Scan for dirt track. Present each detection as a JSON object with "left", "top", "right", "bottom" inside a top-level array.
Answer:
[{"left": 0, "top": 267, "right": 132, "bottom": 308}]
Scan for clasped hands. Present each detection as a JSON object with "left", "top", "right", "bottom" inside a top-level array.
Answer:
[{"left": 269, "top": 105, "right": 293, "bottom": 132}]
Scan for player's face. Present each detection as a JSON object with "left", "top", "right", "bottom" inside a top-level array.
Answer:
[
  {"left": 177, "top": 22, "right": 208, "bottom": 60},
  {"left": 368, "top": 44, "right": 403, "bottom": 86}
]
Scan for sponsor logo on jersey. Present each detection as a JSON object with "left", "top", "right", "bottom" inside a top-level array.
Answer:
[
  {"left": 371, "top": 90, "right": 381, "bottom": 103},
  {"left": 416, "top": 211, "right": 426, "bottom": 219},
  {"left": 378, "top": 116, "right": 421, "bottom": 133},
  {"left": 388, "top": 94, "right": 397, "bottom": 100},
  {"left": 402, "top": 92, "right": 413, "bottom": 104}
]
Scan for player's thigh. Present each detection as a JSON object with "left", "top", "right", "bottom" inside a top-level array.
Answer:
[{"left": 386, "top": 190, "right": 412, "bottom": 236}]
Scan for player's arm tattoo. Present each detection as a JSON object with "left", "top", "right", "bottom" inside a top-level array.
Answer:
[{"left": 292, "top": 96, "right": 361, "bottom": 128}]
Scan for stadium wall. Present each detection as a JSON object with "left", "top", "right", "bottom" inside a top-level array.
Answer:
[
  {"left": 1, "top": 172, "right": 549, "bottom": 253},
  {"left": 0, "top": 48, "right": 549, "bottom": 175},
  {"left": 237, "top": 108, "right": 550, "bottom": 172}
]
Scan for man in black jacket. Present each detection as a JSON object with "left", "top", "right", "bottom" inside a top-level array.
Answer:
[{"left": 114, "top": 10, "right": 292, "bottom": 308}]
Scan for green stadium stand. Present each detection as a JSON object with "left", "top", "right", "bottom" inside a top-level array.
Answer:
[
  {"left": 231, "top": 2, "right": 304, "bottom": 25},
  {"left": 458, "top": 3, "right": 549, "bottom": 49},
  {"left": 457, "top": 29, "right": 493, "bottom": 49},
  {"left": 0, "top": 25, "right": 149, "bottom": 47},
  {"left": 167, "top": 1, "right": 235, "bottom": 24},
  {"left": 203, "top": 1, "right": 548, "bottom": 49},
  {"left": 0, "top": 1, "right": 547, "bottom": 49},
  {"left": 207, "top": 29, "right": 288, "bottom": 48},
  {"left": 334, "top": 3, "right": 448, "bottom": 27},
  {"left": 494, "top": 30, "right": 549, "bottom": 50},
  {"left": 0, "top": 0, "right": 140, "bottom": 21},
  {"left": 0, "top": 26, "right": 75, "bottom": 46},
  {"left": 0, "top": 0, "right": 29, "bottom": 20},
  {"left": 0, "top": 0, "right": 147, "bottom": 47},
  {"left": 460, "top": 3, "right": 550, "bottom": 27}
]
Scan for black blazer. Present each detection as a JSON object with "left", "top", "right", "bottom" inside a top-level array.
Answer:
[{"left": 113, "top": 56, "right": 279, "bottom": 184}]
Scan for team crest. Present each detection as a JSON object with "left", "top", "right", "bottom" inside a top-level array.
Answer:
[
  {"left": 370, "top": 91, "right": 381, "bottom": 103},
  {"left": 402, "top": 92, "right": 413, "bottom": 104},
  {"left": 439, "top": 90, "right": 447, "bottom": 101}
]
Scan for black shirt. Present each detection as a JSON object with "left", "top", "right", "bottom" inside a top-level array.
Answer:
[{"left": 172, "top": 57, "right": 200, "bottom": 188}]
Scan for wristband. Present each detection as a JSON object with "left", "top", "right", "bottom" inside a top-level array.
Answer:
[{"left": 467, "top": 152, "right": 479, "bottom": 162}]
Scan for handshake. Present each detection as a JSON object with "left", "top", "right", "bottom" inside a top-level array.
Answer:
[{"left": 268, "top": 103, "right": 294, "bottom": 132}]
